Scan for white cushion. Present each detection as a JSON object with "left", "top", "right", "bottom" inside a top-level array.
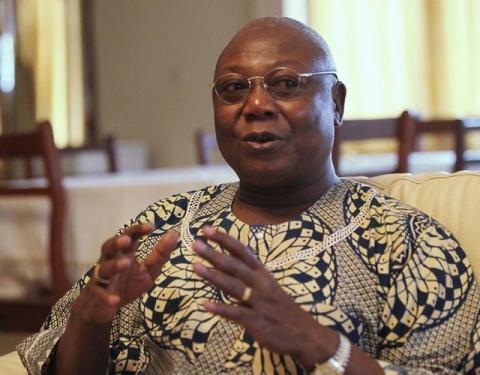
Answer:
[
  {"left": 0, "top": 351, "right": 27, "bottom": 374},
  {"left": 358, "top": 171, "right": 480, "bottom": 278}
]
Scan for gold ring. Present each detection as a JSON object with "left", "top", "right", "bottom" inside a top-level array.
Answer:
[
  {"left": 93, "top": 263, "right": 111, "bottom": 286},
  {"left": 241, "top": 286, "right": 252, "bottom": 303}
]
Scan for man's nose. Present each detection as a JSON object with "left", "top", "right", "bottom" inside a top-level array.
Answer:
[{"left": 242, "top": 81, "right": 278, "bottom": 120}]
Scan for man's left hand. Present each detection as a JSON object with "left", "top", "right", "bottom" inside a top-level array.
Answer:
[{"left": 191, "top": 225, "right": 337, "bottom": 368}]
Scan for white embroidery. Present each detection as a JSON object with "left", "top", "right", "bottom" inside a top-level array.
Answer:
[
  {"left": 265, "top": 191, "right": 376, "bottom": 271},
  {"left": 180, "top": 190, "right": 204, "bottom": 251},
  {"left": 180, "top": 189, "right": 376, "bottom": 272}
]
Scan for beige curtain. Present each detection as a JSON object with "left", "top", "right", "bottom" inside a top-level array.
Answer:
[
  {"left": 15, "top": 0, "right": 84, "bottom": 146},
  {"left": 310, "top": 0, "right": 480, "bottom": 119}
]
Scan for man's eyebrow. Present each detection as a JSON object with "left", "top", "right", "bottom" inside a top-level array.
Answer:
[{"left": 215, "top": 60, "right": 309, "bottom": 76}]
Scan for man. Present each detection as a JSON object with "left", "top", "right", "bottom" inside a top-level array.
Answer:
[{"left": 18, "top": 17, "right": 480, "bottom": 374}]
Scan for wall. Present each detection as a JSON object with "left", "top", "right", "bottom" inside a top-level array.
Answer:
[{"left": 93, "top": 0, "right": 282, "bottom": 168}]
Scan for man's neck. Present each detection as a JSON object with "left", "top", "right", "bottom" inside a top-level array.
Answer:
[{"left": 233, "top": 171, "right": 339, "bottom": 225}]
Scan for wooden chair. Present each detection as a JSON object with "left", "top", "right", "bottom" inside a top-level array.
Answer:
[
  {"left": 332, "top": 110, "right": 415, "bottom": 176},
  {"left": 456, "top": 117, "right": 480, "bottom": 170},
  {"left": 0, "top": 121, "right": 69, "bottom": 331},
  {"left": 59, "top": 135, "right": 118, "bottom": 174},
  {"left": 411, "top": 117, "right": 463, "bottom": 172},
  {"left": 195, "top": 129, "right": 220, "bottom": 165}
]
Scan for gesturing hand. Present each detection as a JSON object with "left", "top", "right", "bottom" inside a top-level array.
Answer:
[
  {"left": 191, "top": 226, "right": 337, "bottom": 368},
  {"left": 73, "top": 223, "right": 179, "bottom": 325}
]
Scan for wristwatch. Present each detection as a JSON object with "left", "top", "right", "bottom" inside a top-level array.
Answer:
[{"left": 311, "top": 333, "right": 351, "bottom": 374}]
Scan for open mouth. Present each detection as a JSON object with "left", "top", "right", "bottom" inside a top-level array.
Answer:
[
  {"left": 242, "top": 132, "right": 283, "bottom": 143},
  {"left": 241, "top": 131, "right": 284, "bottom": 151}
]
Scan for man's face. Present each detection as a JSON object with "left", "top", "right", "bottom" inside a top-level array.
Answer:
[{"left": 213, "top": 26, "right": 343, "bottom": 189}]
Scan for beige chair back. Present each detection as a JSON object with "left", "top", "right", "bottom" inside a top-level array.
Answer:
[{"left": 359, "top": 171, "right": 480, "bottom": 279}]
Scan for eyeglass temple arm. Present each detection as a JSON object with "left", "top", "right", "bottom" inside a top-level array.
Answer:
[{"left": 301, "top": 71, "right": 338, "bottom": 79}]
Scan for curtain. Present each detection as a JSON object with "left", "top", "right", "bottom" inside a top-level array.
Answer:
[
  {"left": 309, "top": 0, "right": 480, "bottom": 119},
  {"left": 13, "top": 0, "right": 84, "bottom": 146}
]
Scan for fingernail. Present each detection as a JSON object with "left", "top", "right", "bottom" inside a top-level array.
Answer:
[
  {"left": 193, "top": 263, "right": 207, "bottom": 275},
  {"left": 108, "top": 294, "right": 120, "bottom": 305},
  {"left": 203, "top": 301, "right": 217, "bottom": 312},
  {"left": 142, "top": 223, "right": 154, "bottom": 231},
  {"left": 117, "top": 235, "right": 131, "bottom": 247},
  {"left": 166, "top": 230, "right": 179, "bottom": 240},
  {"left": 117, "top": 257, "right": 131, "bottom": 268},
  {"left": 203, "top": 226, "right": 215, "bottom": 236},
  {"left": 193, "top": 240, "right": 207, "bottom": 254}
]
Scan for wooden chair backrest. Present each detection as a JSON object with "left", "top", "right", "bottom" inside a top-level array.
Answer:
[
  {"left": 460, "top": 117, "right": 480, "bottom": 169},
  {"left": 413, "top": 117, "right": 463, "bottom": 171},
  {"left": 0, "top": 121, "right": 69, "bottom": 302},
  {"left": 332, "top": 110, "right": 415, "bottom": 176},
  {"left": 195, "top": 129, "right": 219, "bottom": 165},
  {"left": 60, "top": 135, "right": 118, "bottom": 173}
]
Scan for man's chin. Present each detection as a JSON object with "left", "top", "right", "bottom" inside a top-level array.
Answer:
[{"left": 232, "top": 162, "right": 299, "bottom": 187}]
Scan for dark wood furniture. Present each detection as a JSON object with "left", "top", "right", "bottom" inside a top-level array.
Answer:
[
  {"left": 332, "top": 110, "right": 415, "bottom": 176},
  {"left": 411, "top": 115, "right": 480, "bottom": 172},
  {"left": 60, "top": 135, "right": 118, "bottom": 174},
  {"left": 412, "top": 117, "right": 463, "bottom": 172},
  {"left": 0, "top": 121, "right": 69, "bottom": 331},
  {"left": 457, "top": 117, "right": 480, "bottom": 170},
  {"left": 195, "top": 129, "right": 219, "bottom": 165}
]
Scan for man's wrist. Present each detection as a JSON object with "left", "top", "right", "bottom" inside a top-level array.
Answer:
[
  {"left": 310, "top": 333, "right": 352, "bottom": 375},
  {"left": 294, "top": 325, "right": 339, "bottom": 370}
]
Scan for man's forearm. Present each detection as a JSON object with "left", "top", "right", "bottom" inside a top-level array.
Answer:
[{"left": 50, "top": 314, "right": 112, "bottom": 375}]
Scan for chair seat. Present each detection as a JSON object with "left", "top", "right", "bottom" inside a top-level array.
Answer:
[{"left": 0, "top": 351, "right": 27, "bottom": 375}]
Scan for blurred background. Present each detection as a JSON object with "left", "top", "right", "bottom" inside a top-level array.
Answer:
[
  {"left": 1, "top": 0, "right": 478, "bottom": 169},
  {"left": 0, "top": 0, "right": 479, "bottom": 355}
]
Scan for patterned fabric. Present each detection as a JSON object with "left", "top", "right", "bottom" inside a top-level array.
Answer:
[{"left": 17, "top": 179, "right": 480, "bottom": 374}]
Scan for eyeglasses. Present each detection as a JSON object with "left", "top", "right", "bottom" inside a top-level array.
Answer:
[{"left": 211, "top": 67, "right": 338, "bottom": 104}]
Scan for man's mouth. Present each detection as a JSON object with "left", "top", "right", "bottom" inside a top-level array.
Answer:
[{"left": 241, "top": 132, "right": 284, "bottom": 151}]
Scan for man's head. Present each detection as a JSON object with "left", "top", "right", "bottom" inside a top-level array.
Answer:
[{"left": 212, "top": 17, "right": 346, "bottom": 190}]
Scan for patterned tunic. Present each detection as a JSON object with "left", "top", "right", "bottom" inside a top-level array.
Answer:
[{"left": 17, "top": 179, "right": 480, "bottom": 374}]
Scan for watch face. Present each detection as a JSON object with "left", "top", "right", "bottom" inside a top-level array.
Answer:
[{"left": 313, "top": 362, "right": 342, "bottom": 375}]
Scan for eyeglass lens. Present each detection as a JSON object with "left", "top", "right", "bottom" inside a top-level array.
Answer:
[{"left": 214, "top": 68, "right": 302, "bottom": 104}]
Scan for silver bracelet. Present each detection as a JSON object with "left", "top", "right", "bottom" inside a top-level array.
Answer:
[{"left": 311, "top": 333, "right": 352, "bottom": 374}]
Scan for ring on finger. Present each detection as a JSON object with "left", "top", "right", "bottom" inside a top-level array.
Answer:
[
  {"left": 241, "top": 286, "right": 252, "bottom": 303},
  {"left": 93, "top": 262, "right": 111, "bottom": 286}
]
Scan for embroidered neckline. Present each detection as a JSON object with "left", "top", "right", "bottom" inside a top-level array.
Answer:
[{"left": 180, "top": 185, "right": 376, "bottom": 271}]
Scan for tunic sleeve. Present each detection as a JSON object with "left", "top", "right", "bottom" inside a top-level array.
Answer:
[
  {"left": 16, "top": 191, "right": 193, "bottom": 375},
  {"left": 373, "top": 201, "right": 480, "bottom": 374}
]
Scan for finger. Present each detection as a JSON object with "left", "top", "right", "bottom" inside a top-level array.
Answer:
[
  {"left": 80, "top": 285, "right": 121, "bottom": 325},
  {"left": 106, "top": 256, "right": 135, "bottom": 294},
  {"left": 203, "top": 300, "right": 254, "bottom": 326},
  {"left": 89, "top": 283, "right": 121, "bottom": 307},
  {"left": 202, "top": 226, "right": 261, "bottom": 269},
  {"left": 95, "top": 256, "right": 132, "bottom": 281},
  {"left": 193, "top": 263, "right": 253, "bottom": 304},
  {"left": 193, "top": 240, "right": 257, "bottom": 284},
  {"left": 143, "top": 230, "right": 179, "bottom": 279},
  {"left": 100, "top": 223, "right": 154, "bottom": 260},
  {"left": 100, "top": 235, "right": 132, "bottom": 260}
]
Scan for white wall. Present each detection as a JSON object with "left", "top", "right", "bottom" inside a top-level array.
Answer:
[{"left": 93, "top": 0, "right": 283, "bottom": 168}]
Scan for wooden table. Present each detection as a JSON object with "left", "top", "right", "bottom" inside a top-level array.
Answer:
[{"left": 0, "top": 165, "right": 237, "bottom": 299}]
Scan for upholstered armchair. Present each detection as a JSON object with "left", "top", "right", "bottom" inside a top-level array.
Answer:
[{"left": 1, "top": 171, "right": 479, "bottom": 374}]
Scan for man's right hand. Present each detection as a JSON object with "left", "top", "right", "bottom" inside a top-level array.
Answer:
[{"left": 72, "top": 223, "right": 179, "bottom": 325}]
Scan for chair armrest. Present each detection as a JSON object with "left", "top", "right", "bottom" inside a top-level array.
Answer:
[{"left": 0, "top": 351, "right": 27, "bottom": 375}]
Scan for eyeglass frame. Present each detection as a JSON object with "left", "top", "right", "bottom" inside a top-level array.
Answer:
[{"left": 210, "top": 67, "right": 338, "bottom": 104}]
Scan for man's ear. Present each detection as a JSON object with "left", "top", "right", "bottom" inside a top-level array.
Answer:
[{"left": 332, "top": 81, "right": 347, "bottom": 128}]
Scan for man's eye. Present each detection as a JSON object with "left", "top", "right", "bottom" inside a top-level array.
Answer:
[
  {"left": 269, "top": 76, "right": 299, "bottom": 89},
  {"left": 220, "top": 80, "right": 248, "bottom": 93}
]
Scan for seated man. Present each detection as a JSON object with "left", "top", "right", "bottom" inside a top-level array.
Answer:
[{"left": 17, "top": 17, "right": 480, "bottom": 375}]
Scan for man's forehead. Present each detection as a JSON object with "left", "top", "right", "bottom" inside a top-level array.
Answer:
[{"left": 216, "top": 27, "right": 322, "bottom": 74}]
